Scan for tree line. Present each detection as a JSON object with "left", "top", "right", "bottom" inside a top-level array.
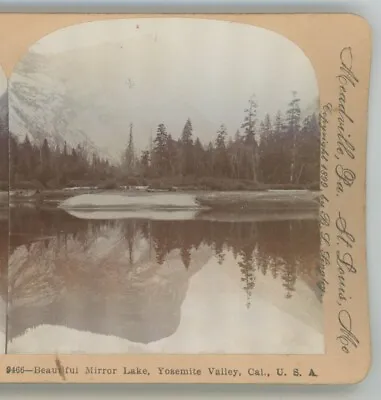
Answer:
[
  {"left": 1, "top": 91, "right": 320, "bottom": 191},
  {"left": 8, "top": 136, "right": 117, "bottom": 190},
  {"left": 125, "top": 92, "right": 320, "bottom": 190}
]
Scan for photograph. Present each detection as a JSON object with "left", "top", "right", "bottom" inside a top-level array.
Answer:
[
  {"left": 0, "top": 65, "right": 7, "bottom": 354},
  {"left": 6, "top": 18, "right": 323, "bottom": 355}
]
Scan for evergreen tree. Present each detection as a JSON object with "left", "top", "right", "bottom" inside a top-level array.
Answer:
[
  {"left": 124, "top": 123, "right": 136, "bottom": 176},
  {"left": 20, "top": 135, "right": 34, "bottom": 180},
  {"left": 241, "top": 95, "right": 259, "bottom": 183},
  {"left": 286, "top": 91, "right": 301, "bottom": 183},
  {"left": 271, "top": 110, "right": 289, "bottom": 184},
  {"left": 140, "top": 150, "right": 151, "bottom": 177},
  {"left": 181, "top": 118, "right": 194, "bottom": 176},
  {"left": 297, "top": 113, "right": 320, "bottom": 185},
  {"left": 228, "top": 130, "right": 243, "bottom": 179},
  {"left": 274, "top": 110, "right": 284, "bottom": 135},
  {"left": 260, "top": 113, "right": 281, "bottom": 183},
  {"left": 205, "top": 142, "right": 215, "bottom": 177},
  {"left": 167, "top": 134, "right": 178, "bottom": 176},
  {"left": 153, "top": 123, "right": 170, "bottom": 175},
  {"left": 214, "top": 124, "right": 231, "bottom": 177},
  {"left": 36, "top": 138, "right": 52, "bottom": 185},
  {"left": 193, "top": 137, "right": 205, "bottom": 177},
  {"left": 41, "top": 138, "right": 50, "bottom": 166}
]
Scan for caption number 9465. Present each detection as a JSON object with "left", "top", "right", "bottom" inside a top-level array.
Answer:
[{"left": 6, "top": 366, "right": 25, "bottom": 374}]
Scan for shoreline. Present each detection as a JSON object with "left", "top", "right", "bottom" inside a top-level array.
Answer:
[{"left": 8, "top": 189, "right": 320, "bottom": 213}]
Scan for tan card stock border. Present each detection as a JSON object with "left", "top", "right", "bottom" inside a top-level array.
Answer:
[{"left": 0, "top": 13, "right": 372, "bottom": 384}]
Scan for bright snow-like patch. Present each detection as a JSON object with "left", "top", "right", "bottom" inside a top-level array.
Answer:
[
  {"left": 59, "top": 193, "right": 201, "bottom": 210},
  {"left": 66, "top": 209, "right": 199, "bottom": 221}
]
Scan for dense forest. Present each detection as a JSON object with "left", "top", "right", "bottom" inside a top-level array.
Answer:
[{"left": 1, "top": 91, "right": 320, "bottom": 191}]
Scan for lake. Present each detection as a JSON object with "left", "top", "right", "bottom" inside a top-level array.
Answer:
[{"left": 1, "top": 192, "right": 324, "bottom": 354}]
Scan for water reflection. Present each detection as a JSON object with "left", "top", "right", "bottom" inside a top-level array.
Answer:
[
  {"left": 7, "top": 206, "right": 324, "bottom": 354},
  {"left": 0, "top": 207, "right": 7, "bottom": 352},
  {"left": 0, "top": 82, "right": 8, "bottom": 353}
]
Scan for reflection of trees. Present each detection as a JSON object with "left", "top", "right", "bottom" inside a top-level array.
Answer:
[
  {"left": 8, "top": 209, "right": 216, "bottom": 345},
  {"left": 122, "top": 220, "right": 139, "bottom": 264},
  {"left": 10, "top": 209, "right": 321, "bottom": 305},
  {"left": 238, "top": 245, "right": 256, "bottom": 309},
  {"left": 256, "top": 219, "right": 320, "bottom": 300},
  {"left": 10, "top": 206, "right": 119, "bottom": 252}
]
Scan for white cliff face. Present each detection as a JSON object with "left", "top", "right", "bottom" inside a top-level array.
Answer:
[{"left": 9, "top": 63, "right": 112, "bottom": 161}]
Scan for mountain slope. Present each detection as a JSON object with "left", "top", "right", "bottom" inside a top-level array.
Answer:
[
  {"left": 9, "top": 39, "right": 319, "bottom": 163},
  {"left": 9, "top": 54, "right": 115, "bottom": 162}
]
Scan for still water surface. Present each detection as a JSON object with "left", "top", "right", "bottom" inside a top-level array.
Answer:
[{"left": 2, "top": 197, "right": 324, "bottom": 354}]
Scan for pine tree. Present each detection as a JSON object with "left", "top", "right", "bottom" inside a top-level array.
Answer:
[
  {"left": 124, "top": 123, "right": 136, "bottom": 176},
  {"left": 36, "top": 138, "right": 52, "bottom": 185},
  {"left": 214, "top": 124, "right": 231, "bottom": 177},
  {"left": 181, "top": 118, "right": 194, "bottom": 176},
  {"left": 270, "top": 110, "right": 289, "bottom": 184},
  {"left": 41, "top": 139, "right": 50, "bottom": 166},
  {"left": 286, "top": 91, "right": 301, "bottom": 183},
  {"left": 153, "top": 123, "right": 170, "bottom": 175},
  {"left": 193, "top": 137, "right": 205, "bottom": 177},
  {"left": 241, "top": 95, "right": 259, "bottom": 183},
  {"left": 20, "top": 135, "right": 34, "bottom": 180},
  {"left": 215, "top": 124, "right": 227, "bottom": 149},
  {"left": 140, "top": 150, "right": 150, "bottom": 177},
  {"left": 297, "top": 113, "right": 320, "bottom": 185},
  {"left": 274, "top": 110, "right": 284, "bottom": 135},
  {"left": 228, "top": 130, "right": 242, "bottom": 179},
  {"left": 167, "top": 134, "right": 178, "bottom": 176},
  {"left": 205, "top": 141, "right": 215, "bottom": 177},
  {"left": 258, "top": 113, "right": 276, "bottom": 183}
]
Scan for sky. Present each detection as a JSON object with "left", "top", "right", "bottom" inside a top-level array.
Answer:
[{"left": 11, "top": 18, "right": 319, "bottom": 158}]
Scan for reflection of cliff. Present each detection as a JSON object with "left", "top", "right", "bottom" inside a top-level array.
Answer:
[
  {"left": 8, "top": 258, "right": 324, "bottom": 355},
  {"left": 8, "top": 207, "right": 323, "bottom": 352},
  {"left": 9, "top": 207, "right": 322, "bottom": 307},
  {"left": 8, "top": 224, "right": 212, "bottom": 344}
]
